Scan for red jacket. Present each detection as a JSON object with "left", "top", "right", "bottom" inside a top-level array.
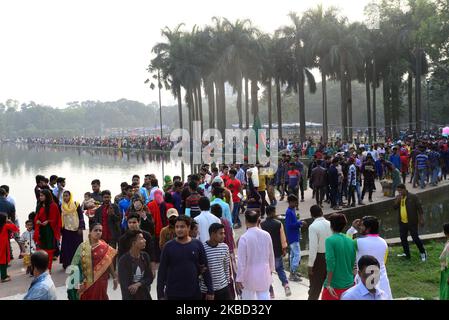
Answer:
[
  {"left": 147, "top": 201, "right": 173, "bottom": 238},
  {"left": 33, "top": 202, "right": 62, "bottom": 246}
]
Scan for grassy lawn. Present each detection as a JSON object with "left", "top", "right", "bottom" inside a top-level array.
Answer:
[{"left": 294, "top": 240, "right": 446, "bottom": 300}]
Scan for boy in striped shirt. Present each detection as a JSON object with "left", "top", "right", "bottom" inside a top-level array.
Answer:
[{"left": 200, "top": 223, "right": 232, "bottom": 300}]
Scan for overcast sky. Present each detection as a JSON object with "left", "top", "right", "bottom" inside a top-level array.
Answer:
[{"left": 0, "top": 0, "right": 371, "bottom": 108}]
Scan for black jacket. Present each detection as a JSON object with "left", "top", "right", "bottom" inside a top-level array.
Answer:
[
  {"left": 393, "top": 192, "right": 423, "bottom": 226},
  {"left": 93, "top": 203, "right": 121, "bottom": 243},
  {"left": 118, "top": 252, "right": 153, "bottom": 300},
  {"left": 0, "top": 197, "right": 15, "bottom": 222}
]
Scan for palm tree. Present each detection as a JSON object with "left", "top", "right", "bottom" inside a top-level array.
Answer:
[
  {"left": 328, "top": 20, "right": 363, "bottom": 142},
  {"left": 303, "top": 5, "right": 340, "bottom": 144},
  {"left": 282, "top": 12, "right": 317, "bottom": 143}
]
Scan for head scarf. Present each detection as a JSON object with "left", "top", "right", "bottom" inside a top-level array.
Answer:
[
  {"left": 62, "top": 191, "right": 80, "bottom": 231},
  {"left": 154, "top": 190, "right": 167, "bottom": 226},
  {"left": 163, "top": 175, "right": 173, "bottom": 192}
]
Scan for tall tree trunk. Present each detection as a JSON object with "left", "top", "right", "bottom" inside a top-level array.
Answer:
[
  {"left": 391, "top": 75, "right": 400, "bottom": 139},
  {"left": 340, "top": 63, "right": 348, "bottom": 141},
  {"left": 197, "top": 85, "right": 203, "bottom": 134},
  {"left": 383, "top": 78, "right": 392, "bottom": 138},
  {"left": 415, "top": 47, "right": 422, "bottom": 133},
  {"left": 275, "top": 77, "right": 283, "bottom": 140},
  {"left": 177, "top": 85, "right": 183, "bottom": 130},
  {"left": 187, "top": 90, "right": 194, "bottom": 140},
  {"left": 372, "top": 59, "right": 377, "bottom": 142},
  {"left": 245, "top": 77, "right": 249, "bottom": 129},
  {"left": 207, "top": 81, "right": 215, "bottom": 129},
  {"left": 219, "top": 80, "right": 226, "bottom": 137},
  {"left": 215, "top": 82, "right": 221, "bottom": 134},
  {"left": 237, "top": 77, "right": 243, "bottom": 129},
  {"left": 347, "top": 77, "right": 353, "bottom": 142},
  {"left": 193, "top": 86, "right": 199, "bottom": 122},
  {"left": 298, "top": 72, "right": 306, "bottom": 142},
  {"left": 365, "top": 63, "right": 372, "bottom": 144},
  {"left": 251, "top": 79, "right": 259, "bottom": 118},
  {"left": 408, "top": 73, "right": 413, "bottom": 131},
  {"left": 321, "top": 72, "right": 328, "bottom": 144},
  {"left": 267, "top": 78, "right": 272, "bottom": 133}
]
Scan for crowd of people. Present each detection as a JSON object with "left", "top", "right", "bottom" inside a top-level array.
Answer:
[
  {"left": 1, "top": 133, "right": 449, "bottom": 301},
  {"left": 13, "top": 136, "right": 175, "bottom": 151}
]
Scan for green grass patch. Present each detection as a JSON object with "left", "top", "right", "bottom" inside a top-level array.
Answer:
[{"left": 292, "top": 240, "right": 446, "bottom": 300}]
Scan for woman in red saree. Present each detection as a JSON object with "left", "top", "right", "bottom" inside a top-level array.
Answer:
[
  {"left": 33, "top": 189, "right": 61, "bottom": 272},
  {"left": 147, "top": 190, "right": 173, "bottom": 261},
  {"left": 69, "top": 223, "right": 118, "bottom": 300}
]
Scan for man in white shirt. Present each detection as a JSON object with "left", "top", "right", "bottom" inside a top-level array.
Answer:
[
  {"left": 307, "top": 205, "right": 333, "bottom": 300},
  {"left": 194, "top": 197, "right": 221, "bottom": 243},
  {"left": 246, "top": 165, "right": 259, "bottom": 188},
  {"left": 236, "top": 210, "right": 275, "bottom": 300},
  {"left": 341, "top": 255, "right": 389, "bottom": 300}
]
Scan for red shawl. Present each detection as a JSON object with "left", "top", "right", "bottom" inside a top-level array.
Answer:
[
  {"left": 34, "top": 202, "right": 62, "bottom": 245},
  {"left": 147, "top": 201, "right": 173, "bottom": 238}
]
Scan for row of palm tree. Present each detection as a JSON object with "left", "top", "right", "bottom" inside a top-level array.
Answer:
[{"left": 148, "top": 1, "right": 437, "bottom": 143}]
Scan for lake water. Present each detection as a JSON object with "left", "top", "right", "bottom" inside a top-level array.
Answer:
[{"left": 0, "top": 143, "right": 191, "bottom": 227}]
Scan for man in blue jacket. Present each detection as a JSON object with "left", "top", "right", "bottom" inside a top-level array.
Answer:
[{"left": 285, "top": 194, "right": 307, "bottom": 282}]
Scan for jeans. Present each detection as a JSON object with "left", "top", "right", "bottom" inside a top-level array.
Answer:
[
  {"left": 355, "top": 182, "right": 362, "bottom": 203},
  {"left": 399, "top": 222, "right": 426, "bottom": 257},
  {"left": 289, "top": 242, "right": 301, "bottom": 273},
  {"left": 275, "top": 256, "right": 288, "bottom": 286},
  {"left": 417, "top": 168, "right": 427, "bottom": 189},
  {"left": 315, "top": 187, "right": 325, "bottom": 205},
  {"left": 431, "top": 167, "right": 439, "bottom": 185},
  {"left": 232, "top": 202, "right": 241, "bottom": 225},
  {"left": 329, "top": 185, "right": 338, "bottom": 207}
]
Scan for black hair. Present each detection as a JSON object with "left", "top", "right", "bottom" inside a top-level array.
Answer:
[
  {"left": 0, "top": 185, "right": 9, "bottom": 193},
  {"left": 173, "top": 176, "right": 181, "bottom": 181},
  {"left": 396, "top": 183, "right": 406, "bottom": 190},
  {"left": 245, "top": 210, "right": 260, "bottom": 224},
  {"left": 35, "top": 175, "right": 45, "bottom": 184},
  {"left": 164, "top": 192, "right": 174, "bottom": 205},
  {"left": 176, "top": 215, "right": 191, "bottom": 227},
  {"left": 208, "top": 223, "right": 224, "bottom": 236},
  {"left": 189, "top": 180, "right": 198, "bottom": 191},
  {"left": 174, "top": 181, "right": 184, "bottom": 189},
  {"left": 287, "top": 194, "right": 298, "bottom": 203},
  {"left": 63, "top": 190, "right": 71, "bottom": 197},
  {"left": 120, "top": 182, "right": 129, "bottom": 188},
  {"left": 310, "top": 205, "right": 323, "bottom": 218},
  {"left": 39, "top": 189, "right": 54, "bottom": 217},
  {"left": 191, "top": 174, "right": 200, "bottom": 182},
  {"left": 266, "top": 205, "right": 276, "bottom": 216},
  {"left": 199, "top": 197, "right": 210, "bottom": 211},
  {"left": 56, "top": 177, "right": 65, "bottom": 184},
  {"left": 190, "top": 219, "right": 198, "bottom": 229},
  {"left": 25, "top": 219, "right": 33, "bottom": 225},
  {"left": 229, "top": 169, "right": 237, "bottom": 176},
  {"left": 31, "top": 251, "right": 49, "bottom": 272},
  {"left": 84, "top": 192, "right": 91, "bottom": 197},
  {"left": 101, "top": 190, "right": 111, "bottom": 197},
  {"left": 0, "top": 213, "right": 6, "bottom": 231},
  {"left": 211, "top": 204, "right": 222, "bottom": 218},
  {"left": 212, "top": 187, "right": 224, "bottom": 198},
  {"left": 212, "top": 167, "right": 219, "bottom": 173},
  {"left": 124, "top": 229, "right": 143, "bottom": 248},
  {"left": 357, "top": 255, "right": 380, "bottom": 271},
  {"left": 28, "top": 212, "right": 36, "bottom": 221},
  {"left": 49, "top": 175, "right": 58, "bottom": 182},
  {"left": 132, "top": 175, "right": 140, "bottom": 180},
  {"left": 91, "top": 179, "right": 100, "bottom": 185},
  {"left": 127, "top": 213, "right": 141, "bottom": 222},
  {"left": 443, "top": 222, "right": 449, "bottom": 235},
  {"left": 124, "top": 185, "right": 133, "bottom": 192},
  {"left": 151, "top": 178, "right": 159, "bottom": 187},
  {"left": 362, "top": 216, "right": 379, "bottom": 234},
  {"left": 0, "top": 188, "right": 6, "bottom": 197},
  {"left": 89, "top": 222, "right": 102, "bottom": 232},
  {"left": 329, "top": 213, "right": 347, "bottom": 233}
]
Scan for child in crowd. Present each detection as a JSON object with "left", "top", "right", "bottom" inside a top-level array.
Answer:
[
  {"left": 82, "top": 192, "right": 97, "bottom": 220},
  {"left": 20, "top": 220, "right": 36, "bottom": 276},
  {"left": 0, "top": 214, "right": 19, "bottom": 282}
]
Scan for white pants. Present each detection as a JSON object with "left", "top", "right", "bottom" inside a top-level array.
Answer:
[{"left": 241, "top": 289, "right": 270, "bottom": 300}]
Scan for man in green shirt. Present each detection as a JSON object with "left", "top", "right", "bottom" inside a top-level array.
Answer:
[{"left": 322, "top": 213, "right": 356, "bottom": 300}]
